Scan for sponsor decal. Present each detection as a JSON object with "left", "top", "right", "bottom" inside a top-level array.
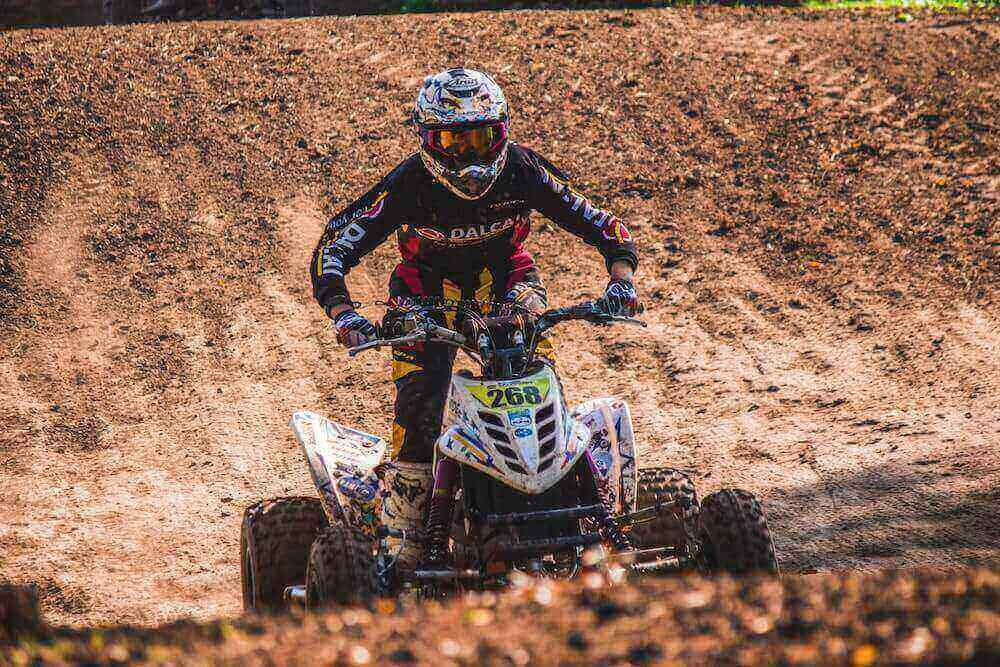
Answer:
[
  {"left": 489, "top": 199, "right": 527, "bottom": 211},
  {"left": 334, "top": 221, "right": 368, "bottom": 252},
  {"left": 357, "top": 191, "right": 388, "bottom": 220},
  {"left": 507, "top": 409, "right": 532, "bottom": 427},
  {"left": 390, "top": 470, "right": 427, "bottom": 503},
  {"left": 592, "top": 449, "right": 613, "bottom": 478},
  {"left": 448, "top": 219, "right": 517, "bottom": 244},
  {"left": 337, "top": 475, "right": 378, "bottom": 502},
  {"left": 588, "top": 429, "right": 612, "bottom": 452},
  {"left": 328, "top": 191, "right": 388, "bottom": 231},
  {"left": 448, "top": 431, "right": 495, "bottom": 469},
  {"left": 514, "top": 427, "right": 533, "bottom": 438},
  {"left": 602, "top": 217, "right": 633, "bottom": 243},
  {"left": 319, "top": 191, "right": 389, "bottom": 272},
  {"left": 447, "top": 74, "right": 481, "bottom": 92},
  {"left": 541, "top": 168, "right": 617, "bottom": 227},
  {"left": 414, "top": 226, "right": 448, "bottom": 242}
]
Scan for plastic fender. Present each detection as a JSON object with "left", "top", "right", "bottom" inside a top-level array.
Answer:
[
  {"left": 289, "top": 411, "right": 386, "bottom": 535},
  {"left": 436, "top": 420, "right": 591, "bottom": 495},
  {"left": 571, "top": 398, "right": 638, "bottom": 514}
]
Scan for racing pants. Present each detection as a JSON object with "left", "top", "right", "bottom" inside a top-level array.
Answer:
[{"left": 389, "top": 257, "right": 554, "bottom": 463}]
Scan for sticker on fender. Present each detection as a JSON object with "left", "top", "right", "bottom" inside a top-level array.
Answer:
[{"left": 467, "top": 378, "right": 551, "bottom": 409}]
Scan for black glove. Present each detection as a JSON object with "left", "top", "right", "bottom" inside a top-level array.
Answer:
[
  {"left": 332, "top": 309, "right": 377, "bottom": 348},
  {"left": 599, "top": 279, "right": 641, "bottom": 317}
]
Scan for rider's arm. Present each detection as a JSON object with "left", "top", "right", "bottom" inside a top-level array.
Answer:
[
  {"left": 310, "top": 160, "right": 413, "bottom": 317},
  {"left": 521, "top": 147, "right": 638, "bottom": 274},
  {"left": 610, "top": 260, "right": 634, "bottom": 282}
]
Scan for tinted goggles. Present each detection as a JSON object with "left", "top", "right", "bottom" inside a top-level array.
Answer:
[{"left": 423, "top": 123, "right": 508, "bottom": 162}]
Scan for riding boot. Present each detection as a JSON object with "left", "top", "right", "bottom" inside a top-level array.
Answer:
[{"left": 379, "top": 461, "right": 432, "bottom": 572}]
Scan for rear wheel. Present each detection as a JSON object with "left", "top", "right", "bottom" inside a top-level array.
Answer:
[
  {"left": 241, "top": 496, "right": 329, "bottom": 612},
  {"left": 630, "top": 467, "right": 699, "bottom": 552},
  {"left": 697, "top": 489, "right": 779, "bottom": 575},
  {"left": 305, "top": 525, "right": 376, "bottom": 608}
]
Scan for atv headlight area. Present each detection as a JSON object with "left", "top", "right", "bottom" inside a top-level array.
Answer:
[{"left": 438, "top": 366, "right": 590, "bottom": 495}]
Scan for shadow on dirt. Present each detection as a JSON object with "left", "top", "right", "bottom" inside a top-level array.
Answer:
[{"left": 767, "top": 461, "right": 1000, "bottom": 572}]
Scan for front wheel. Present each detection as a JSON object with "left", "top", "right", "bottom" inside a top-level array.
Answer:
[
  {"left": 241, "top": 497, "right": 329, "bottom": 612},
  {"left": 305, "top": 526, "right": 376, "bottom": 608},
  {"left": 696, "top": 489, "right": 779, "bottom": 575}
]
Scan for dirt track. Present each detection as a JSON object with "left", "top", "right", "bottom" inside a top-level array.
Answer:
[{"left": 1, "top": 4, "right": 998, "bottom": 636}]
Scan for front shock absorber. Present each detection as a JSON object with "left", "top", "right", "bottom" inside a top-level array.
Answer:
[
  {"left": 422, "top": 457, "right": 460, "bottom": 566},
  {"left": 584, "top": 450, "right": 634, "bottom": 551}
]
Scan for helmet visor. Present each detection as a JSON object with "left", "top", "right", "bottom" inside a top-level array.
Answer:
[{"left": 423, "top": 123, "right": 507, "bottom": 167}]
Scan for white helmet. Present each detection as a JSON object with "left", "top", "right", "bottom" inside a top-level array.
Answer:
[{"left": 413, "top": 68, "right": 510, "bottom": 200}]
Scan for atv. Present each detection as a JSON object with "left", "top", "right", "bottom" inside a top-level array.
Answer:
[{"left": 241, "top": 299, "right": 779, "bottom": 610}]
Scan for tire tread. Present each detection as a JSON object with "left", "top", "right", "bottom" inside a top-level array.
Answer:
[
  {"left": 306, "top": 525, "right": 376, "bottom": 607},
  {"left": 630, "top": 467, "right": 699, "bottom": 550},
  {"left": 697, "top": 489, "right": 779, "bottom": 575},
  {"left": 241, "top": 496, "right": 328, "bottom": 611}
]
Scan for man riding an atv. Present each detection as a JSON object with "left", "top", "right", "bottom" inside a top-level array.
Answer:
[{"left": 310, "top": 67, "right": 640, "bottom": 572}]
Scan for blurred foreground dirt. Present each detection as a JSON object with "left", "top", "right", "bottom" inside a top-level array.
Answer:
[
  {"left": 0, "top": 5, "right": 998, "bottom": 662},
  {"left": 4, "top": 569, "right": 1000, "bottom": 665}
]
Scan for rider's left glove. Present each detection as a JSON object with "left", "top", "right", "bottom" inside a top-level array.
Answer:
[
  {"left": 332, "top": 309, "right": 378, "bottom": 348},
  {"left": 600, "top": 279, "right": 641, "bottom": 317}
]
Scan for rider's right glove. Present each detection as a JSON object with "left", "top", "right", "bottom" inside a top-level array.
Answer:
[
  {"left": 599, "top": 279, "right": 641, "bottom": 317},
  {"left": 332, "top": 309, "right": 377, "bottom": 348}
]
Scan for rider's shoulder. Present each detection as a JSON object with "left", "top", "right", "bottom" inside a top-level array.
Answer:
[
  {"left": 384, "top": 152, "right": 426, "bottom": 183},
  {"left": 509, "top": 144, "right": 569, "bottom": 182}
]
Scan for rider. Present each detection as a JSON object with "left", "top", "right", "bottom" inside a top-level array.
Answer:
[{"left": 311, "top": 68, "right": 640, "bottom": 569}]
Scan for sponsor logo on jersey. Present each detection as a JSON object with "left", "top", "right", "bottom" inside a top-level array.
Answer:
[
  {"left": 358, "top": 191, "right": 388, "bottom": 220},
  {"left": 489, "top": 199, "right": 527, "bottom": 211},
  {"left": 448, "top": 218, "right": 517, "bottom": 244},
  {"left": 540, "top": 168, "right": 615, "bottom": 230},
  {"left": 602, "top": 217, "right": 632, "bottom": 243},
  {"left": 328, "top": 191, "right": 388, "bottom": 231},
  {"left": 413, "top": 226, "right": 448, "bottom": 242},
  {"left": 333, "top": 221, "right": 367, "bottom": 252},
  {"left": 320, "top": 192, "right": 388, "bottom": 275}
]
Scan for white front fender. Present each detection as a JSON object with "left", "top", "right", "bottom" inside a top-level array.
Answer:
[
  {"left": 436, "top": 419, "right": 591, "bottom": 495},
  {"left": 571, "top": 398, "right": 638, "bottom": 515}
]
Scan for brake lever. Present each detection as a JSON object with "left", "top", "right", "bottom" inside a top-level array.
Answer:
[
  {"left": 348, "top": 331, "right": 429, "bottom": 357},
  {"left": 582, "top": 309, "right": 648, "bottom": 327},
  {"left": 602, "top": 315, "right": 648, "bottom": 327}
]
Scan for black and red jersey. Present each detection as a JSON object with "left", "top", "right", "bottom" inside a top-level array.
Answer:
[{"left": 310, "top": 144, "right": 638, "bottom": 313}]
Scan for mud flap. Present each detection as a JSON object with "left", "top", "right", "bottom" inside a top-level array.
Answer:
[
  {"left": 571, "top": 398, "right": 638, "bottom": 515},
  {"left": 289, "top": 411, "right": 387, "bottom": 536}
]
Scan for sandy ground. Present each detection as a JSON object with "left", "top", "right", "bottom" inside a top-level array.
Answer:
[{"left": 0, "top": 6, "right": 998, "bottom": 634}]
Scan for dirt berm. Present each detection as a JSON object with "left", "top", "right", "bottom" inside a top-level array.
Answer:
[{"left": 0, "top": 5, "right": 998, "bottom": 664}]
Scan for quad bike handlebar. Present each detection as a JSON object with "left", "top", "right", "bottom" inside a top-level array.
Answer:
[
  {"left": 348, "top": 321, "right": 467, "bottom": 356},
  {"left": 348, "top": 300, "right": 645, "bottom": 358},
  {"left": 535, "top": 300, "right": 647, "bottom": 333}
]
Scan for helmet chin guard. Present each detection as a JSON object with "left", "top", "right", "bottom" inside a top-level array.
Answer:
[
  {"left": 413, "top": 67, "right": 510, "bottom": 200},
  {"left": 419, "top": 142, "right": 509, "bottom": 200}
]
